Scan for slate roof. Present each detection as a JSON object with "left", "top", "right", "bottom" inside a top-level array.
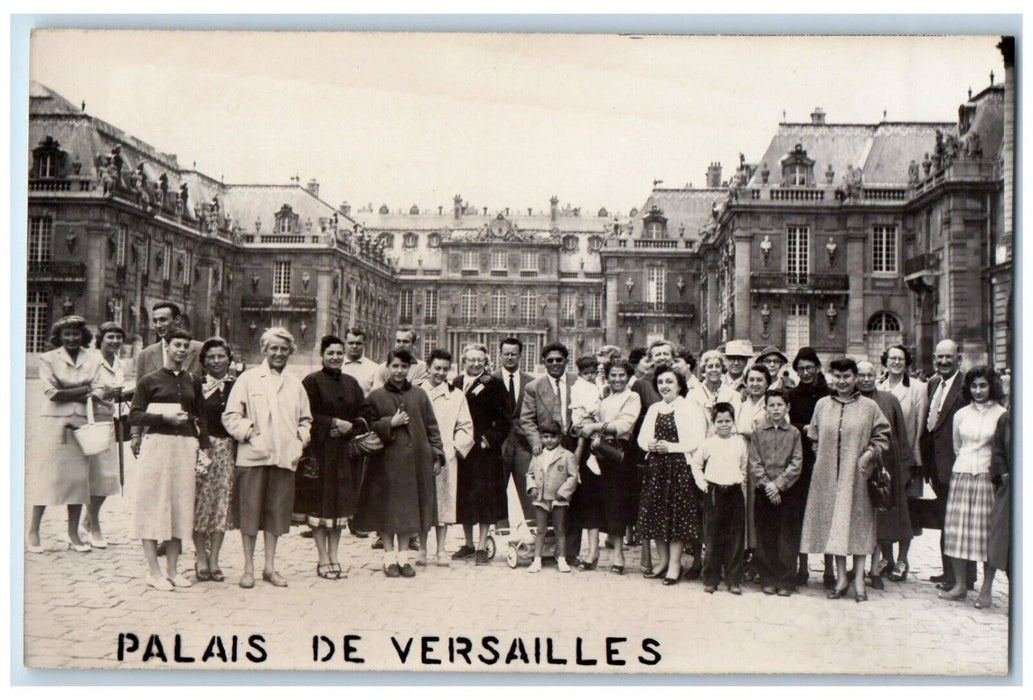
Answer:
[
  {"left": 627, "top": 188, "right": 727, "bottom": 239},
  {"left": 355, "top": 206, "right": 616, "bottom": 235},
  {"left": 747, "top": 120, "right": 955, "bottom": 188}
]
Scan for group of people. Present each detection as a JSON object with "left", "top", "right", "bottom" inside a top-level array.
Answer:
[{"left": 27, "top": 304, "right": 1011, "bottom": 608}]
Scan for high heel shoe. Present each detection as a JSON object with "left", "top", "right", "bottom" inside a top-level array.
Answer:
[
  {"left": 827, "top": 583, "right": 849, "bottom": 599},
  {"left": 855, "top": 590, "right": 868, "bottom": 603},
  {"left": 577, "top": 557, "right": 599, "bottom": 571}
]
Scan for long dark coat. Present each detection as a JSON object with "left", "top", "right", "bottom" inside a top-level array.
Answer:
[
  {"left": 356, "top": 380, "right": 444, "bottom": 535},
  {"left": 294, "top": 368, "right": 374, "bottom": 525},
  {"left": 453, "top": 372, "right": 513, "bottom": 524},
  {"left": 988, "top": 411, "right": 1010, "bottom": 572},
  {"left": 862, "top": 389, "right": 917, "bottom": 542}
]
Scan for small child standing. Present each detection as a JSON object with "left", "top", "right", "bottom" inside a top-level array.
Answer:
[
  {"left": 747, "top": 389, "right": 803, "bottom": 596},
  {"left": 692, "top": 402, "right": 749, "bottom": 594},
  {"left": 525, "top": 420, "right": 578, "bottom": 573},
  {"left": 569, "top": 356, "right": 603, "bottom": 475}
]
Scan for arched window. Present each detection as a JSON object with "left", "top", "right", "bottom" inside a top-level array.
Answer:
[
  {"left": 866, "top": 311, "right": 903, "bottom": 362},
  {"left": 491, "top": 289, "right": 507, "bottom": 325},
  {"left": 377, "top": 232, "right": 395, "bottom": 248},
  {"left": 403, "top": 232, "right": 418, "bottom": 248},
  {"left": 562, "top": 235, "right": 578, "bottom": 252},
  {"left": 520, "top": 289, "right": 537, "bottom": 325},
  {"left": 460, "top": 289, "right": 477, "bottom": 323}
]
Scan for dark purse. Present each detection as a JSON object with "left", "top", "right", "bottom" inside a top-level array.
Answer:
[
  {"left": 866, "top": 453, "right": 894, "bottom": 511},
  {"left": 299, "top": 452, "right": 320, "bottom": 480},
  {"left": 590, "top": 436, "right": 625, "bottom": 465}
]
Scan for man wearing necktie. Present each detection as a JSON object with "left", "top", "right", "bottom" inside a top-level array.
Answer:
[
  {"left": 494, "top": 338, "right": 536, "bottom": 521},
  {"left": 519, "top": 342, "right": 580, "bottom": 565},
  {"left": 919, "top": 339, "right": 973, "bottom": 590}
]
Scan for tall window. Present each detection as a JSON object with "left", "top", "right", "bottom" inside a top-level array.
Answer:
[
  {"left": 866, "top": 311, "right": 903, "bottom": 361},
  {"left": 28, "top": 217, "right": 52, "bottom": 262},
  {"left": 646, "top": 322, "right": 666, "bottom": 346},
  {"left": 112, "top": 296, "right": 124, "bottom": 326},
  {"left": 460, "top": 289, "right": 477, "bottom": 323},
  {"left": 278, "top": 216, "right": 292, "bottom": 234},
  {"left": 785, "top": 303, "right": 810, "bottom": 361},
  {"left": 117, "top": 225, "right": 128, "bottom": 266},
  {"left": 162, "top": 242, "right": 173, "bottom": 280},
  {"left": 788, "top": 164, "right": 807, "bottom": 186},
  {"left": 521, "top": 251, "right": 537, "bottom": 273},
  {"left": 26, "top": 291, "right": 50, "bottom": 352},
  {"left": 183, "top": 250, "right": 192, "bottom": 285},
  {"left": 786, "top": 226, "right": 809, "bottom": 285},
  {"left": 461, "top": 249, "right": 479, "bottom": 271},
  {"left": 588, "top": 293, "right": 602, "bottom": 326},
  {"left": 399, "top": 289, "right": 414, "bottom": 323},
  {"left": 424, "top": 288, "right": 438, "bottom": 323},
  {"left": 520, "top": 289, "right": 537, "bottom": 325},
  {"left": 644, "top": 221, "right": 665, "bottom": 239},
  {"left": 422, "top": 337, "right": 437, "bottom": 360},
  {"left": 872, "top": 225, "right": 898, "bottom": 273},
  {"left": 273, "top": 261, "right": 291, "bottom": 298},
  {"left": 518, "top": 333, "right": 539, "bottom": 374},
  {"left": 491, "top": 289, "right": 507, "bottom": 325},
  {"left": 561, "top": 292, "right": 577, "bottom": 324},
  {"left": 34, "top": 153, "right": 55, "bottom": 178},
  {"left": 491, "top": 250, "right": 508, "bottom": 272},
  {"left": 646, "top": 266, "right": 666, "bottom": 306}
]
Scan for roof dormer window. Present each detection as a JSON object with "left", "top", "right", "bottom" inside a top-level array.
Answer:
[
  {"left": 31, "top": 136, "right": 67, "bottom": 179},
  {"left": 781, "top": 144, "right": 815, "bottom": 187},
  {"left": 641, "top": 204, "right": 668, "bottom": 239},
  {"left": 274, "top": 204, "right": 299, "bottom": 235}
]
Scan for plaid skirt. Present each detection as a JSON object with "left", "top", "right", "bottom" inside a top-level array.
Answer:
[{"left": 943, "top": 472, "right": 993, "bottom": 561}]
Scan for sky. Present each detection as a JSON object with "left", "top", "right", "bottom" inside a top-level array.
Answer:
[{"left": 29, "top": 31, "right": 1004, "bottom": 217}]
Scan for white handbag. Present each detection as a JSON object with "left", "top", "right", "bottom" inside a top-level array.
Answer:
[{"left": 72, "top": 396, "right": 114, "bottom": 457}]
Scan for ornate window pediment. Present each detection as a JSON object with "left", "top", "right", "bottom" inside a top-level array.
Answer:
[
  {"left": 427, "top": 232, "right": 442, "bottom": 248},
  {"left": 562, "top": 235, "right": 579, "bottom": 252},
  {"left": 32, "top": 136, "right": 70, "bottom": 178},
  {"left": 403, "top": 232, "right": 418, "bottom": 248},
  {"left": 780, "top": 144, "right": 815, "bottom": 187},
  {"left": 641, "top": 204, "right": 667, "bottom": 239},
  {"left": 274, "top": 204, "right": 299, "bottom": 234}
]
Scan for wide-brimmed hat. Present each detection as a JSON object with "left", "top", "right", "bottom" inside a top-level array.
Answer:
[
  {"left": 756, "top": 345, "right": 789, "bottom": 365},
  {"left": 724, "top": 339, "right": 754, "bottom": 358}
]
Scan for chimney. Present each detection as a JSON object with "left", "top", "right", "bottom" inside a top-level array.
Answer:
[
  {"left": 453, "top": 195, "right": 462, "bottom": 219},
  {"left": 706, "top": 162, "right": 722, "bottom": 188},
  {"left": 810, "top": 107, "right": 826, "bottom": 125},
  {"left": 305, "top": 178, "right": 319, "bottom": 198},
  {"left": 527, "top": 208, "right": 532, "bottom": 216},
  {"left": 482, "top": 206, "right": 488, "bottom": 216},
  {"left": 550, "top": 195, "right": 559, "bottom": 222},
  {"left": 505, "top": 207, "right": 509, "bottom": 216},
  {"left": 438, "top": 205, "right": 443, "bottom": 215},
  {"left": 338, "top": 201, "right": 351, "bottom": 217}
]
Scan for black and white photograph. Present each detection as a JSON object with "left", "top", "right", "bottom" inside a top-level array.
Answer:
[{"left": 17, "top": 25, "right": 1015, "bottom": 675}]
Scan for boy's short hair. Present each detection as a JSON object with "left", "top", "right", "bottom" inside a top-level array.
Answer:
[
  {"left": 575, "top": 355, "right": 600, "bottom": 373},
  {"left": 764, "top": 388, "right": 790, "bottom": 406},
  {"left": 711, "top": 401, "right": 736, "bottom": 422},
  {"left": 539, "top": 419, "right": 563, "bottom": 436}
]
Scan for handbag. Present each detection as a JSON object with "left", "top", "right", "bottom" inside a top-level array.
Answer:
[
  {"left": 349, "top": 431, "right": 384, "bottom": 459},
  {"left": 590, "top": 435, "right": 625, "bottom": 465},
  {"left": 71, "top": 396, "right": 114, "bottom": 457},
  {"left": 866, "top": 453, "right": 894, "bottom": 511},
  {"left": 298, "top": 451, "right": 320, "bottom": 480}
]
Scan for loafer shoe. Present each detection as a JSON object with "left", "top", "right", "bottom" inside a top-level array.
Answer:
[
  {"left": 384, "top": 563, "right": 401, "bottom": 578},
  {"left": 475, "top": 550, "right": 489, "bottom": 565},
  {"left": 400, "top": 563, "right": 416, "bottom": 578},
  {"left": 262, "top": 570, "right": 288, "bottom": 587},
  {"left": 451, "top": 545, "right": 476, "bottom": 560}
]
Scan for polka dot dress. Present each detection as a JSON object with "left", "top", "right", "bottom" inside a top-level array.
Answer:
[{"left": 636, "top": 411, "right": 704, "bottom": 543}]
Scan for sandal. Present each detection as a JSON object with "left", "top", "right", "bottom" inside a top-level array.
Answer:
[
  {"left": 577, "top": 557, "right": 598, "bottom": 571},
  {"left": 643, "top": 566, "right": 665, "bottom": 579},
  {"left": 210, "top": 569, "right": 225, "bottom": 582},
  {"left": 317, "top": 564, "right": 336, "bottom": 580},
  {"left": 195, "top": 563, "right": 211, "bottom": 582},
  {"left": 330, "top": 563, "right": 347, "bottom": 579},
  {"left": 888, "top": 561, "right": 909, "bottom": 582}
]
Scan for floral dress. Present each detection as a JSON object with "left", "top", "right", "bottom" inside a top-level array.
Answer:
[{"left": 636, "top": 411, "right": 704, "bottom": 543}]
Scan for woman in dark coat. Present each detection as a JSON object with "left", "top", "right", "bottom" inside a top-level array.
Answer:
[
  {"left": 358, "top": 348, "right": 444, "bottom": 578},
  {"left": 295, "top": 335, "right": 374, "bottom": 580},
  {"left": 452, "top": 343, "right": 513, "bottom": 565},
  {"left": 856, "top": 361, "right": 916, "bottom": 589},
  {"left": 786, "top": 346, "right": 831, "bottom": 587},
  {"left": 979, "top": 410, "right": 1010, "bottom": 608}
]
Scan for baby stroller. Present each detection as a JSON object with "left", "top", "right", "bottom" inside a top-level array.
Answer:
[{"left": 503, "top": 481, "right": 558, "bottom": 568}]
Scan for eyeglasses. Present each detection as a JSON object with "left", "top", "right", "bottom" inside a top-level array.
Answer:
[{"left": 544, "top": 358, "right": 567, "bottom": 365}]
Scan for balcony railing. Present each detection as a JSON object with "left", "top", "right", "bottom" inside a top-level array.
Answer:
[
  {"left": 446, "top": 316, "right": 549, "bottom": 330},
  {"left": 770, "top": 189, "right": 825, "bottom": 202},
  {"left": 241, "top": 295, "right": 318, "bottom": 312},
  {"left": 749, "top": 272, "right": 850, "bottom": 292},
  {"left": 28, "top": 260, "right": 87, "bottom": 282},
  {"left": 617, "top": 301, "right": 696, "bottom": 316},
  {"left": 612, "top": 239, "right": 694, "bottom": 250},
  {"left": 586, "top": 318, "right": 602, "bottom": 328},
  {"left": 29, "top": 177, "right": 93, "bottom": 193},
  {"left": 903, "top": 251, "right": 941, "bottom": 277}
]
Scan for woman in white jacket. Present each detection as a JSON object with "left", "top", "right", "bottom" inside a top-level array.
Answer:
[
  {"left": 222, "top": 327, "right": 312, "bottom": 590},
  {"left": 636, "top": 366, "right": 708, "bottom": 583},
  {"left": 419, "top": 348, "right": 475, "bottom": 566}
]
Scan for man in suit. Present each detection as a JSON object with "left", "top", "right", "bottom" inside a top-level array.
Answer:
[
  {"left": 495, "top": 337, "right": 536, "bottom": 521},
  {"left": 919, "top": 338, "right": 974, "bottom": 590},
  {"left": 135, "top": 301, "right": 203, "bottom": 379},
  {"left": 519, "top": 342, "right": 580, "bottom": 564}
]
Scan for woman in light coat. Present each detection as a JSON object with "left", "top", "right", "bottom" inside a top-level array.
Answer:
[
  {"left": 875, "top": 344, "right": 927, "bottom": 581},
  {"left": 222, "top": 327, "right": 312, "bottom": 590},
  {"left": 419, "top": 348, "right": 474, "bottom": 566}
]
